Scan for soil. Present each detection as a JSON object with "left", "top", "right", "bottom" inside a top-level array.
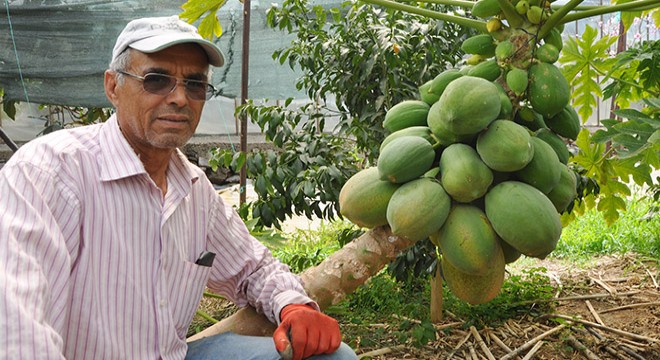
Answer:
[
  {"left": 192, "top": 253, "right": 659, "bottom": 359},
  {"left": 354, "top": 254, "right": 660, "bottom": 360}
]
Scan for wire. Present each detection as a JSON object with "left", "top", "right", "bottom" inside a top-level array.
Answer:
[{"left": 4, "top": 0, "right": 30, "bottom": 104}]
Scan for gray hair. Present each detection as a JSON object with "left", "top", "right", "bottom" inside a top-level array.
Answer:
[{"left": 109, "top": 48, "right": 132, "bottom": 85}]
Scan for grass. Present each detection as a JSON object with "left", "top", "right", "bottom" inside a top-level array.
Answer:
[{"left": 552, "top": 194, "right": 660, "bottom": 262}]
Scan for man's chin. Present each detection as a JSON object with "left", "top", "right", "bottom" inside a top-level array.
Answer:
[{"left": 147, "top": 134, "right": 193, "bottom": 149}]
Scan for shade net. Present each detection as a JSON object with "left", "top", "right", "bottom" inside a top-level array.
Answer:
[{"left": 0, "top": 0, "right": 313, "bottom": 108}]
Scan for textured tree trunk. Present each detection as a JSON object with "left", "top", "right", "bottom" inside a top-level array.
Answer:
[{"left": 187, "top": 226, "right": 416, "bottom": 341}]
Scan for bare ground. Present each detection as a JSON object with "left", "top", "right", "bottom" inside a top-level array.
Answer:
[{"left": 354, "top": 254, "right": 660, "bottom": 360}]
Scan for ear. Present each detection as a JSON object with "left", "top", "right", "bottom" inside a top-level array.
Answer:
[{"left": 104, "top": 70, "right": 120, "bottom": 107}]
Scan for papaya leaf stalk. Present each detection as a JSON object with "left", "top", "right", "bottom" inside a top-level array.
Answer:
[
  {"left": 559, "top": 0, "right": 660, "bottom": 24},
  {"left": 496, "top": 0, "right": 525, "bottom": 28},
  {"left": 539, "top": 0, "right": 584, "bottom": 39},
  {"left": 360, "top": 0, "right": 488, "bottom": 32}
]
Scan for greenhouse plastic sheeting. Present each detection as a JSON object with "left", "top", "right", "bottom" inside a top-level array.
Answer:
[{"left": 0, "top": 0, "right": 314, "bottom": 108}]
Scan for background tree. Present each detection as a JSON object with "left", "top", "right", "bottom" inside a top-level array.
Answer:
[{"left": 198, "top": 0, "right": 475, "bottom": 229}]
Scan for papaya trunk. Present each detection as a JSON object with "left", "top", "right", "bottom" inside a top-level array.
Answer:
[
  {"left": 187, "top": 226, "right": 416, "bottom": 341},
  {"left": 430, "top": 265, "right": 443, "bottom": 323}
]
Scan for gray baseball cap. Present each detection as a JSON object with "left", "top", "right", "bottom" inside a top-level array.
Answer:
[{"left": 112, "top": 16, "right": 224, "bottom": 67}]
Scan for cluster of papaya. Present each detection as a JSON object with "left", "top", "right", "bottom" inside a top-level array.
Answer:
[{"left": 339, "top": 0, "right": 580, "bottom": 305}]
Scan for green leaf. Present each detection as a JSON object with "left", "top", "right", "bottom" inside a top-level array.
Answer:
[{"left": 199, "top": 9, "right": 223, "bottom": 38}]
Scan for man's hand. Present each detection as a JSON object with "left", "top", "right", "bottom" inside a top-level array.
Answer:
[{"left": 273, "top": 304, "right": 342, "bottom": 360}]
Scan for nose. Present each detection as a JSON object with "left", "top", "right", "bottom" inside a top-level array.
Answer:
[{"left": 165, "top": 80, "right": 190, "bottom": 107}]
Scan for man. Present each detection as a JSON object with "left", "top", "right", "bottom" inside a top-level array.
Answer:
[{"left": 0, "top": 16, "right": 356, "bottom": 360}]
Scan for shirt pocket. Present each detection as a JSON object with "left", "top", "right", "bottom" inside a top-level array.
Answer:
[{"left": 169, "top": 258, "right": 212, "bottom": 339}]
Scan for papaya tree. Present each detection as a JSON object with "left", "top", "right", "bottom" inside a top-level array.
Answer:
[{"left": 182, "top": 0, "right": 659, "bottom": 339}]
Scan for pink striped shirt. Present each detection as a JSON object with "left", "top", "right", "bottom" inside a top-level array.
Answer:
[{"left": 0, "top": 115, "right": 314, "bottom": 359}]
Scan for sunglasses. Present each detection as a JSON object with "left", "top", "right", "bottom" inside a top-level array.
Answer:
[{"left": 116, "top": 71, "right": 216, "bottom": 101}]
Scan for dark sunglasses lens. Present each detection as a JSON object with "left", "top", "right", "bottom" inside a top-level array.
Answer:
[
  {"left": 185, "top": 81, "right": 212, "bottom": 100},
  {"left": 142, "top": 74, "right": 176, "bottom": 95}
]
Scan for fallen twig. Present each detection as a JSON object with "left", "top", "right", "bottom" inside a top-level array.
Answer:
[
  {"left": 599, "top": 301, "right": 660, "bottom": 314},
  {"left": 357, "top": 345, "right": 406, "bottom": 358},
  {"left": 447, "top": 330, "right": 473, "bottom": 360},
  {"left": 469, "top": 326, "right": 496, "bottom": 360},
  {"left": 488, "top": 331, "right": 523, "bottom": 360},
  {"left": 591, "top": 276, "right": 616, "bottom": 294},
  {"left": 544, "top": 313, "right": 660, "bottom": 344},
  {"left": 512, "top": 290, "right": 640, "bottom": 306},
  {"left": 582, "top": 327, "right": 631, "bottom": 360},
  {"left": 500, "top": 324, "right": 566, "bottom": 360},
  {"left": 468, "top": 343, "right": 478, "bottom": 360},
  {"left": 620, "top": 344, "right": 647, "bottom": 360},
  {"left": 585, "top": 300, "right": 605, "bottom": 325},
  {"left": 520, "top": 340, "right": 545, "bottom": 360},
  {"left": 566, "top": 333, "right": 600, "bottom": 360}
]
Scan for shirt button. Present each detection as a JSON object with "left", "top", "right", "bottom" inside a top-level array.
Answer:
[{"left": 160, "top": 299, "right": 167, "bottom": 307}]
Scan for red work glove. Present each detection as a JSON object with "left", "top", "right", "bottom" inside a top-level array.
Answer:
[{"left": 273, "top": 304, "right": 342, "bottom": 360}]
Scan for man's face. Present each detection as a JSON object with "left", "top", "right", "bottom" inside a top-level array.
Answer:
[{"left": 105, "top": 43, "right": 210, "bottom": 153}]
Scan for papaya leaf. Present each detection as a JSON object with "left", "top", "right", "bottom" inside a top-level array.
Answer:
[
  {"left": 180, "top": 0, "right": 227, "bottom": 38},
  {"left": 596, "top": 193, "right": 626, "bottom": 225},
  {"left": 199, "top": 8, "right": 223, "bottom": 38},
  {"left": 559, "top": 25, "right": 618, "bottom": 122}
]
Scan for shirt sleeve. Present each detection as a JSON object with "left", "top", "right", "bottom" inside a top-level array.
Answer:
[
  {"left": 0, "top": 161, "right": 80, "bottom": 360},
  {"left": 204, "top": 195, "right": 318, "bottom": 324}
]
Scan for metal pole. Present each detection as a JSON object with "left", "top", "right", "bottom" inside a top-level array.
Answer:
[{"left": 239, "top": 0, "right": 251, "bottom": 205}]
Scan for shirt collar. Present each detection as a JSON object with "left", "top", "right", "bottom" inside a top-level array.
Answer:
[{"left": 99, "top": 115, "right": 200, "bottom": 191}]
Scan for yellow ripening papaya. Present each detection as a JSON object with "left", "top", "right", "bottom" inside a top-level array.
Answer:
[
  {"left": 441, "top": 243, "right": 505, "bottom": 305},
  {"left": 386, "top": 177, "right": 452, "bottom": 242},
  {"left": 339, "top": 167, "right": 399, "bottom": 229}
]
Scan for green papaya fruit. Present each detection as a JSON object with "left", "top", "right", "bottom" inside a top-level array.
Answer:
[
  {"left": 440, "top": 143, "right": 494, "bottom": 203},
  {"left": 383, "top": 100, "right": 430, "bottom": 132},
  {"left": 494, "top": 82, "right": 513, "bottom": 120},
  {"left": 546, "top": 163, "right": 578, "bottom": 213},
  {"left": 476, "top": 120, "right": 534, "bottom": 172},
  {"left": 485, "top": 181, "right": 562, "bottom": 259},
  {"left": 461, "top": 34, "right": 497, "bottom": 57},
  {"left": 467, "top": 59, "right": 502, "bottom": 82},
  {"left": 379, "top": 126, "right": 434, "bottom": 152},
  {"left": 495, "top": 40, "right": 515, "bottom": 62},
  {"left": 472, "top": 0, "right": 502, "bottom": 18},
  {"left": 428, "top": 76, "right": 501, "bottom": 136},
  {"left": 543, "top": 28, "right": 564, "bottom": 51},
  {"left": 546, "top": 104, "right": 580, "bottom": 140},
  {"left": 506, "top": 68, "right": 528, "bottom": 96},
  {"left": 536, "top": 43, "right": 560, "bottom": 63},
  {"left": 535, "top": 128, "right": 570, "bottom": 164},
  {"left": 528, "top": 62, "right": 570, "bottom": 118},
  {"left": 419, "top": 80, "right": 440, "bottom": 105},
  {"left": 514, "top": 107, "right": 547, "bottom": 132},
  {"left": 378, "top": 136, "right": 436, "bottom": 183},
  {"left": 514, "top": 137, "right": 562, "bottom": 194},
  {"left": 428, "top": 69, "right": 463, "bottom": 98}
]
